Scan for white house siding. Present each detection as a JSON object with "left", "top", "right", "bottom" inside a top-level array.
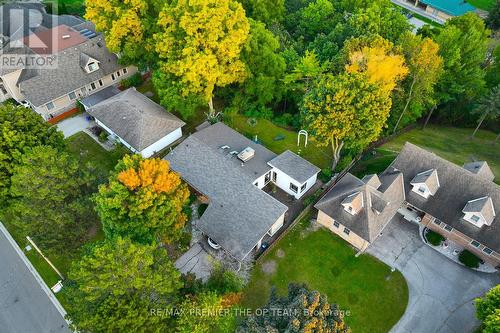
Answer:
[
  {"left": 94, "top": 118, "right": 138, "bottom": 153},
  {"left": 268, "top": 213, "right": 285, "bottom": 236},
  {"left": 140, "top": 127, "right": 183, "bottom": 158},
  {"left": 271, "top": 167, "right": 318, "bottom": 199},
  {"left": 253, "top": 170, "right": 272, "bottom": 189}
]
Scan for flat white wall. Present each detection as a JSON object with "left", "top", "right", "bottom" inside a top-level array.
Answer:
[
  {"left": 141, "top": 127, "right": 183, "bottom": 157},
  {"left": 272, "top": 167, "right": 317, "bottom": 199},
  {"left": 253, "top": 170, "right": 272, "bottom": 189},
  {"left": 268, "top": 213, "right": 285, "bottom": 236}
]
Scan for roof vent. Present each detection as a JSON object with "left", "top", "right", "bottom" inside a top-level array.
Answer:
[
  {"left": 62, "top": 34, "right": 71, "bottom": 39},
  {"left": 237, "top": 147, "right": 255, "bottom": 162}
]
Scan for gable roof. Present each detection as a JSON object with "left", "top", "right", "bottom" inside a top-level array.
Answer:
[
  {"left": 389, "top": 142, "right": 500, "bottom": 252},
  {"left": 165, "top": 123, "right": 288, "bottom": 261},
  {"left": 463, "top": 161, "right": 495, "bottom": 182},
  {"left": 410, "top": 168, "right": 440, "bottom": 195},
  {"left": 420, "top": 0, "right": 476, "bottom": 16},
  {"left": 18, "top": 34, "right": 124, "bottom": 106},
  {"left": 463, "top": 197, "right": 496, "bottom": 225},
  {"left": 268, "top": 150, "right": 320, "bottom": 184},
  {"left": 315, "top": 168, "right": 405, "bottom": 242},
  {"left": 88, "top": 88, "right": 185, "bottom": 151}
]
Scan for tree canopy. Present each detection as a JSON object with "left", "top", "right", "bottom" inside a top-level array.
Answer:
[
  {"left": 155, "top": 0, "right": 250, "bottom": 118},
  {"left": 0, "top": 104, "right": 64, "bottom": 205},
  {"left": 238, "top": 283, "right": 349, "bottom": 332},
  {"left": 66, "top": 237, "right": 182, "bottom": 333},
  {"left": 94, "top": 155, "right": 190, "bottom": 244},
  {"left": 476, "top": 285, "right": 500, "bottom": 333}
]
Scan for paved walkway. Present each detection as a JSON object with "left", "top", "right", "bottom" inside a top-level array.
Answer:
[
  {"left": 367, "top": 215, "right": 500, "bottom": 333},
  {"left": 0, "top": 223, "right": 70, "bottom": 333},
  {"left": 174, "top": 243, "right": 213, "bottom": 282},
  {"left": 56, "top": 113, "right": 92, "bottom": 138}
]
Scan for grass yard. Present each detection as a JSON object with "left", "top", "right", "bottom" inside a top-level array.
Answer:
[
  {"left": 351, "top": 126, "right": 500, "bottom": 183},
  {"left": 231, "top": 115, "right": 332, "bottom": 169},
  {"left": 467, "top": 0, "right": 495, "bottom": 10},
  {"left": 241, "top": 214, "right": 408, "bottom": 333}
]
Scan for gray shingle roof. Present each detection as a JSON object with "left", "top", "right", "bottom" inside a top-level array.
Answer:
[
  {"left": 88, "top": 88, "right": 185, "bottom": 151},
  {"left": 361, "top": 174, "right": 382, "bottom": 189},
  {"left": 268, "top": 150, "right": 320, "bottom": 184},
  {"left": 315, "top": 168, "right": 405, "bottom": 242},
  {"left": 80, "top": 85, "right": 120, "bottom": 109},
  {"left": 19, "top": 34, "right": 124, "bottom": 106},
  {"left": 463, "top": 161, "right": 495, "bottom": 182},
  {"left": 390, "top": 142, "right": 500, "bottom": 252},
  {"left": 462, "top": 197, "right": 496, "bottom": 225},
  {"left": 165, "top": 123, "right": 288, "bottom": 261}
]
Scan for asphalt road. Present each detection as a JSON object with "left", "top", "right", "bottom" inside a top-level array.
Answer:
[{"left": 0, "top": 224, "right": 71, "bottom": 333}]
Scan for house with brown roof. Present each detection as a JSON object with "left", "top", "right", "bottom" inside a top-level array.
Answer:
[
  {"left": 315, "top": 142, "right": 499, "bottom": 269},
  {"left": 0, "top": 3, "right": 137, "bottom": 119}
]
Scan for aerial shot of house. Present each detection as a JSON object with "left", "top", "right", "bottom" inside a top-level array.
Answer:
[{"left": 0, "top": 0, "right": 499, "bottom": 333}]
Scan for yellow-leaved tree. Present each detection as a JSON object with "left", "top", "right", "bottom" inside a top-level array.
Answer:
[
  {"left": 94, "top": 155, "right": 190, "bottom": 244},
  {"left": 155, "top": 0, "right": 250, "bottom": 119}
]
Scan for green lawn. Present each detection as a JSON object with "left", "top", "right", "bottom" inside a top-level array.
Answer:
[
  {"left": 241, "top": 214, "right": 409, "bottom": 333},
  {"left": 351, "top": 126, "right": 500, "bottom": 183},
  {"left": 467, "top": 0, "right": 495, "bottom": 10},
  {"left": 231, "top": 115, "right": 332, "bottom": 169}
]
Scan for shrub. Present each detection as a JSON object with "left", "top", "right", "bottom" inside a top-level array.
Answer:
[
  {"left": 425, "top": 229, "right": 445, "bottom": 246},
  {"left": 318, "top": 168, "right": 332, "bottom": 183},
  {"left": 335, "top": 155, "right": 353, "bottom": 173},
  {"left": 459, "top": 249, "right": 481, "bottom": 268},
  {"left": 98, "top": 131, "right": 108, "bottom": 143},
  {"left": 198, "top": 203, "right": 208, "bottom": 217},
  {"left": 206, "top": 263, "right": 244, "bottom": 294},
  {"left": 178, "top": 231, "right": 192, "bottom": 251},
  {"left": 76, "top": 100, "right": 85, "bottom": 113},
  {"left": 120, "top": 73, "right": 143, "bottom": 89},
  {"left": 303, "top": 189, "right": 322, "bottom": 207}
]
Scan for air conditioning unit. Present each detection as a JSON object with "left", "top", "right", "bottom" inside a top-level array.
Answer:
[{"left": 237, "top": 147, "right": 255, "bottom": 162}]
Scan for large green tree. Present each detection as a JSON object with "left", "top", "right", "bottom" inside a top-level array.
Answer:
[
  {"left": 390, "top": 32, "right": 443, "bottom": 132},
  {"left": 66, "top": 237, "right": 182, "bottom": 333},
  {"left": 486, "top": 0, "right": 500, "bottom": 30},
  {"left": 0, "top": 104, "right": 64, "bottom": 205},
  {"left": 8, "top": 146, "right": 96, "bottom": 250},
  {"left": 471, "top": 85, "right": 500, "bottom": 137},
  {"left": 433, "top": 13, "right": 490, "bottom": 120},
  {"left": 240, "top": 0, "right": 285, "bottom": 25},
  {"left": 94, "top": 155, "right": 190, "bottom": 244},
  {"left": 476, "top": 285, "right": 500, "bottom": 333},
  {"left": 231, "top": 19, "right": 286, "bottom": 116},
  {"left": 301, "top": 72, "right": 390, "bottom": 169},
  {"left": 238, "top": 283, "right": 349, "bottom": 332},
  {"left": 155, "top": 0, "right": 250, "bottom": 119}
]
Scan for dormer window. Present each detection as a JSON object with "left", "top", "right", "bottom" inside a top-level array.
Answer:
[
  {"left": 80, "top": 53, "right": 100, "bottom": 73},
  {"left": 418, "top": 186, "right": 426, "bottom": 194},
  {"left": 462, "top": 196, "right": 495, "bottom": 228},
  {"left": 87, "top": 61, "right": 98, "bottom": 72},
  {"left": 410, "top": 169, "right": 440, "bottom": 199},
  {"left": 341, "top": 191, "right": 363, "bottom": 215}
]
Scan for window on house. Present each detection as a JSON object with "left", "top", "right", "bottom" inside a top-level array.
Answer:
[
  {"left": 98, "top": 79, "right": 103, "bottom": 87},
  {"left": 433, "top": 219, "right": 441, "bottom": 226},
  {"left": 116, "top": 71, "right": 121, "bottom": 77},
  {"left": 471, "top": 215, "right": 481, "bottom": 223},
  {"left": 123, "top": 67, "right": 128, "bottom": 74},
  {"left": 46, "top": 101, "right": 55, "bottom": 110},
  {"left": 111, "top": 73, "right": 116, "bottom": 81},
  {"left": 418, "top": 186, "right": 426, "bottom": 193},
  {"left": 289, "top": 183, "right": 298, "bottom": 193},
  {"left": 68, "top": 92, "right": 76, "bottom": 100},
  {"left": 300, "top": 183, "right": 307, "bottom": 193},
  {"left": 470, "top": 240, "right": 480, "bottom": 248},
  {"left": 87, "top": 62, "right": 98, "bottom": 72},
  {"left": 272, "top": 171, "right": 277, "bottom": 182},
  {"left": 333, "top": 221, "right": 340, "bottom": 228},
  {"left": 254, "top": 182, "right": 258, "bottom": 186},
  {"left": 264, "top": 171, "right": 271, "bottom": 184},
  {"left": 343, "top": 228, "right": 350, "bottom": 235},
  {"left": 444, "top": 225, "right": 453, "bottom": 232},
  {"left": 483, "top": 247, "right": 493, "bottom": 255},
  {"left": 81, "top": 87, "right": 86, "bottom": 94},
  {"left": 90, "top": 82, "right": 96, "bottom": 90}
]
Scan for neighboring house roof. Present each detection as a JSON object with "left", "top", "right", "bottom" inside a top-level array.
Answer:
[
  {"left": 420, "top": 0, "right": 476, "bottom": 16},
  {"left": 315, "top": 168, "right": 405, "bottom": 242},
  {"left": 18, "top": 33, "right": 123, "bottom": 106},
  {"left": 165, "top": 123, "right": 288, "bottom": 261},
  {"left": 361, "top": 174, "right": 382, "bottom": 189},
  {"left": 80, "top": 85, "right": 120, "bottom": 109},
  {"left": 463, "top": 161, "right": 495, "bottom": 182},
  {"left": 23, "top": 25, "right": 87, "bottom": 54},
  {"left": 268, "top": 150, "right": 320, "bottom": 184},
  {"left": 87, "top": 88, "right": 185, "bottom": 151},
  {"left": 410, "top": 168, "right": 440, "bottom": 195},
  {"left": 389, "top": 142, "right": 500, "bottom": 252},
  {"left": 463, "top": 197, "right": 496, "bottom": 225}
]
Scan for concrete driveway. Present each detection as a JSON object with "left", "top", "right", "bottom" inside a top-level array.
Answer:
[
  {"left": 56, "top": 113, "right": 92, "bottom": 138},
  {"left": 367, "top": 215, "right": 500, "bottom": 333},
  {"left": 175, "top": 243, "right": 213, "bottom": 282}
]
